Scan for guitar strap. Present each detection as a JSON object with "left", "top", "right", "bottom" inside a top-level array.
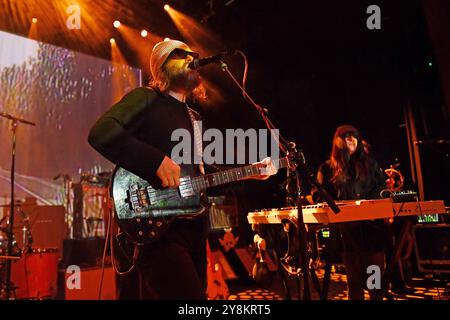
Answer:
[{"left": 186, "top": 105, "right": 205, "bottom": 175}]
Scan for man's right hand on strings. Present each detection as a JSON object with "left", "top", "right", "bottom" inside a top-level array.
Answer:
[{"left": 156, "top": 156, "right": 181, "bottom": 188}]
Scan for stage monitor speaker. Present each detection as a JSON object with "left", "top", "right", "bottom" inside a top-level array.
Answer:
[{"left": 413, "top": 223, "right": 450, "bottom": 274}]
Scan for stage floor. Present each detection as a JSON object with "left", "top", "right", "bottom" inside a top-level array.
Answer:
[{"left": 227, "top": 268, "right": 450, "bottom": 300}]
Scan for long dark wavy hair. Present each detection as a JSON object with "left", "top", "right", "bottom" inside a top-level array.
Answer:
[{"left": 329, "top": 125, "right": 371, "bottom": 184}]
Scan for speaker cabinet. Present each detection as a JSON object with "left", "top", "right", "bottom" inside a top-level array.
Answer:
[{"left": 9, "top": 205, "right": 66, "bottom": 257}]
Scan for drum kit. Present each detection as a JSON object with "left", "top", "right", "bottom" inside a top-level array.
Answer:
[
  {"left": 0, "top": 205, "right": 59, "bottom": 300},
  {"left": 0, "top": 169, "right": 112, "bottom": 299}
]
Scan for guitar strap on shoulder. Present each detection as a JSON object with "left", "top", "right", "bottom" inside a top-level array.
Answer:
[{"left": 186, "top": 105, "right": 205, "bottom": 175}]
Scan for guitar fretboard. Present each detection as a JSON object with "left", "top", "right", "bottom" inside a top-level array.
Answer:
[{"left": 189, "top": 158, "right": 288, "bottom": 192}]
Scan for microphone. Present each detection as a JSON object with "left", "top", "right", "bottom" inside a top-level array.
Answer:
[{"left": 188, "top": 50, "right": 237, "bottom": 70}]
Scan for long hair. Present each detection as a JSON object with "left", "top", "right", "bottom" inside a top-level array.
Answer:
[
  {"left": 329, "top": 125, "right": 370, "bottom": 184},
  {"left": 148, "top": 64, "right": 207, "bottom": 103}
]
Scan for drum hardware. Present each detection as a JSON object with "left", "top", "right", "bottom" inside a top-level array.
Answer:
[
  {"left": 18, "top": 209, "right": 33, "bottom": 254},
  {"left": 0, "top": 111, "right": 36, "bottom": 299},
  {"left": 0, "top": 227, "right": 22, "bottom": 299},
  {"left": 10, "top": 248, "right": 59, "bottom": 299},
  {"left": 0, "top": 227, "right": 21, "bottom": 257}
]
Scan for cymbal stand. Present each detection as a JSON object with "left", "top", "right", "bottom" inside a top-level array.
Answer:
[{"left": 0, "top": 112, "right": 35, "bottom": 300}]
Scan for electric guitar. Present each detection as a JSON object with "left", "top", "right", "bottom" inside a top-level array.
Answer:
[{"left": 111, "top": 158, "right": 288, "bottom": 244}]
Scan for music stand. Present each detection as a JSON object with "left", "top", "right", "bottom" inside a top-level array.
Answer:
[{"left": 0, "top": 112, "right": 35, "bottom": 300}]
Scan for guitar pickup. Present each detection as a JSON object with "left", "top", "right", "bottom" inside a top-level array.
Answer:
[
  {"left": 179, "top": 177, "right": 195, "bottom": 198},
  {"left": 146, "top": 186, "right": 156, "bottom": 205},
  {"left": 128, "top": 184, "right": 150, "bottom": 212}
]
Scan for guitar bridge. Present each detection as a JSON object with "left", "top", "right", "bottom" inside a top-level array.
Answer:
[{"left": 128, "top": 184, "right": 150, "bottom": 213}]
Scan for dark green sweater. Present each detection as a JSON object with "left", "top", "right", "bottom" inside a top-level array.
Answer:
[{"left": 88, "top": 87, "right": 198, "bottom": 181}]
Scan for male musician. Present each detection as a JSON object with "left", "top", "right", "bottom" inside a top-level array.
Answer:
[{"left": 88, "top": 40, "right": 276, "bottom": 299}]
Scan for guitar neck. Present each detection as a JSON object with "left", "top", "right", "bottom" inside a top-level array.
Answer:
[{"left": 190, "top": 158, "right": 288, "bottom": 192}]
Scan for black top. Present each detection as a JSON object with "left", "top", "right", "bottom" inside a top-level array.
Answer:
[
  {"left": 88, "top": 86, "right": 200, "bottom": 182},
  {"left": 88, "top": 87, "right": 207, "bottom": 249},
  {"left": 315, "top": 158, "right": 386, "bottom": 202},
  {"left": 314, "top": 157, "right": 388, "bottom": 252}
]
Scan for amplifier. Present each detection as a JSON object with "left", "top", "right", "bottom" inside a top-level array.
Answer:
[
  {"left": 10, "top": 205, "right": 66, "bottom": 257},
  {"left": 64, "top": 266, "right": 117, "bottom": 300},
  {"left": 61, "top": 238, "right": 108, "bottom": 269}
]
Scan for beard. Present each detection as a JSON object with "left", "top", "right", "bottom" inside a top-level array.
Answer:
[{"left": 168, "top": 68, "right": 202, "bottom": 92}]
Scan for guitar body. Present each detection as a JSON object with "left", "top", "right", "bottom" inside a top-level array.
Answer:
[
  {"left": 110, "top": 157, "right": 287, "bottom": 245},
  {"left": 111, "top": 165, "right": 205, "bottom": 245}
]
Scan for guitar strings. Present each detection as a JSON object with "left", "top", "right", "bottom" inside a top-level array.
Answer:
[{"left": 133, "top": 165, "right": 264, "bottom": 204}]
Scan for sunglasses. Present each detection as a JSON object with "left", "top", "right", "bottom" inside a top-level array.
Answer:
[
  {"left": 343, "top": 132, "right": 358, "bottom": 139},
  {"left": 168, "top": 48, "right": 199, "bottom": 60}
]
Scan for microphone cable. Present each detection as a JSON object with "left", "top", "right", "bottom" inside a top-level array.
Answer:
[{"left": 98, "top": 197, "right": 139, "bottom": 300}]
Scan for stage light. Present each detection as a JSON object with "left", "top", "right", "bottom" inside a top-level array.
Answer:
[
  {"left": 110, "top": 38, "right": 115, "bottom": 44},
  {"left": 164, "top": 37, "right": 170, "bottom": 41},
  {"left": 141, "top": 30, "right": 148, "bottom": 37},
  {"left": 32, "top": 18, "right": 38, "bottom": 24},
  {"left": 113, "top": 20, "right": 121, "bottom": 28},
  {"left": 428, "top": 61, "right": 433, "bottom": 67},
  {"left": 164, "top": 4, "right": 170, "bottom": 11}
]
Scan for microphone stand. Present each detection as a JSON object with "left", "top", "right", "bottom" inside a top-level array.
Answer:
[
  {"left": 219, "top": 56, "right": 340, "bottom": 300},
  {"left": 0, "top": 112, "right": 35, "bottom": 300},
  {"left": 285, "top": 142, "right": 311, "bottom": 299}
]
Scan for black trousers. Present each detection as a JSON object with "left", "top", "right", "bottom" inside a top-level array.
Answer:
[
  {"left": 341, "top": 251, "right": 385, "bottom": 300},
  {"left": 339, "top": 221, "right": 389, "bottom": 300},
  {"left": 117, "top": 216, "right": 208, "bottom": 300}
]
